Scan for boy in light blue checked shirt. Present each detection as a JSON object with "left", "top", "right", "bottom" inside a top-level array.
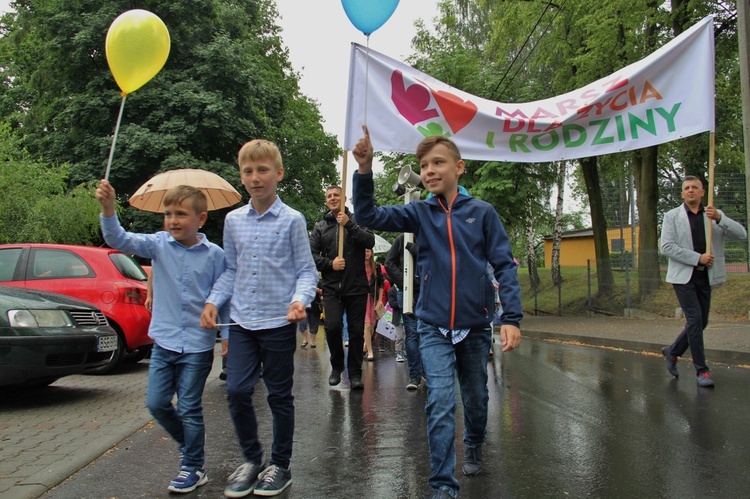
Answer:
[
  {"left": 201, "top": 139, "right": 318, "bottom": 498},
  {"left": 96, "top": 181, "right": 227, "bottom": 494}
]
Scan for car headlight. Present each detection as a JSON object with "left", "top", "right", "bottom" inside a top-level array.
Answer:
[{"left": 8, "top": 309, "right": 75, "bottom": 328}]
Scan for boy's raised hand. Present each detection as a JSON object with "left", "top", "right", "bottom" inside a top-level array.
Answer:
[
  {"left": 352, "top": 125, "right": 373, "bottom": 173},
  {"left": 95, "top": 180, "right": 117, "bottom": 218}
]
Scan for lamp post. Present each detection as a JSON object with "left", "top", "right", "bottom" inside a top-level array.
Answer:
[{"left": 394, "top": 166, "right": 424, "bottom": 314}]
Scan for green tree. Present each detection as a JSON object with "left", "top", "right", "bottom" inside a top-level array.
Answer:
[
  {"left": 0, "top": 0, "right": 339, "bottom": 242},
  {"left": 0, "top": 124, "right": 101, "bottom": 244},
  {"left": 429, "top": 0, "right": 744, "bottom": 300}
]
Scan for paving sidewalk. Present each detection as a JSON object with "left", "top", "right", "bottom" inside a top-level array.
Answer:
[{"left": 521, "top": 314, "right": 750, "bottom": 365}]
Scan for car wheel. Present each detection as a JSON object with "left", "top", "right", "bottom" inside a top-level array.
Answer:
[
  {"left": 85, "top": 329, "right": 126, "bottom": 375},
  {"left": 124, "top": 344, "right": 152, "bottom": 364}
]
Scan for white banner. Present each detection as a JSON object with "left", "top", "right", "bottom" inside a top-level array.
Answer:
[{"left": 344, "top": 16, "right": 715, "bottom": 162}]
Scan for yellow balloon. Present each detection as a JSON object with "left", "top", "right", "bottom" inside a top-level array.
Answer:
[{"left": 106, "top": 10, "right": 170, "bottom": 95}]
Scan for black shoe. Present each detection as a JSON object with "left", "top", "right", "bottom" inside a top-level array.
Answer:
[
  {"left": 661, "top": 346, "right": 679, "bottom": 378},
  {"left": 406, "top": 377, "right": 420, "bottom": 390},
  {"left": 350, "top": 376, "right": 364, "bottom": 390},
  {"left": 328, "top": 370, "right": 342, "bottom": 386},
  {"left": 224, "top": 461, "right": 265, "bottom": 498},
  {"left": 462, "top": 444, "right": 483, "bottom": 476},
  {"left": 697, "top": 371, "right": 715, "bottom": 387},
  {"left": 253, "top": 465, "right": 292, "bottom": 496}
]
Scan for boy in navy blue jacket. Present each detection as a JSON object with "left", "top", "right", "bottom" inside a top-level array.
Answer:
[{"left": 352, "top": 128, "right": 522, "bottom": 499}]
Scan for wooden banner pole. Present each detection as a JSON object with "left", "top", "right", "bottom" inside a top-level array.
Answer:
[
  {"left": 707, "top": 132, "right": 715, "bottom": 253},
  {"left": 338, "top": 151, "right": 348, "bottom": 257}
]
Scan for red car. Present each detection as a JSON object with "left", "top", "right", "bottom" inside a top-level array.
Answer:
[{"left": 0, "top": 244, "right": 153, "bottom": 373}]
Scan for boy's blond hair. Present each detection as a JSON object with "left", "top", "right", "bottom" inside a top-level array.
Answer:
[
  {"left": 163, "top": 185, "right": 207, "bottom": 214},
  {"left": 238, "top": 139, "right": 283, "bottom": 169},
  {"left": 416, "top": 135, "right": 461, "bottom": 162}
]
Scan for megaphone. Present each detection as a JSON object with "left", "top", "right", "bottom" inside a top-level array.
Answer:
[{"left": 398, "top": 166, "right": 424, "bottom": 190}]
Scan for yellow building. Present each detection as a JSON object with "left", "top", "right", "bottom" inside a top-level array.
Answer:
[{"left": 543, "top": 226, "right": 640, "bottom": 268}]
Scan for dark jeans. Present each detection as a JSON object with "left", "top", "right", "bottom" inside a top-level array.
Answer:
[
  {"left": 308, "top": 300, "right": 321, "bottom": 335},
  {"left": 324, "top": 293, "right": 367, "bottom": 378},
  {"left": 226, "top": 323, "right": 296, "bottom": 469},
  {"left": 403, "top": 312, "right": 423, "bottom": 379},
  {"left": 668, "top": 269, "right": 711, "bottom": 374}
]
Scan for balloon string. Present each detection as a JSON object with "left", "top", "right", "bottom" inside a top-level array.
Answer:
[
  {"left": 364, "top": 35, "right": 370, "bottom": 127},
  {"left": 104, "top": 94, "right": 127, "bottom": 181}
]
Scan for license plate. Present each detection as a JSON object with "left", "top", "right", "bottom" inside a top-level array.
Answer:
[{"left": 97, "top": 335, "right": 118, "bottom": 352}]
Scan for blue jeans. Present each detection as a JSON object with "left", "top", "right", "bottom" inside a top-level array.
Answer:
[
  {"left": 418, "top": 320, "right": 492, "bottom": 496},
  {"left": 226, "top": 323, "right": 296, "bottom": 469},
  {"left": 403, "top": 312, "right": 423, "bottom": 379},
  {"left": 146, "top": 344, "right": 213, "bottom": 468}
]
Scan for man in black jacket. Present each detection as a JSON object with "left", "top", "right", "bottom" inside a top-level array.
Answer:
[
  {"left": 310, "top": 185, "right": 374, "bottom": 389},
  {"left": 385, "top": 233, "right": 424, "bottom": 390}
]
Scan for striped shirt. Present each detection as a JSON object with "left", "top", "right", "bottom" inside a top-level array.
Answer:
[
  {"left": 207, "top": 197, "right": 318, "bottom": 329},
  {"left": 100, "top": 214, "right": 227, "bottom": 353}
]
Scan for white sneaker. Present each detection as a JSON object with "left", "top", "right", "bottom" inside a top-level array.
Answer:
[{"left": 395, "top": 353, "right": 405, "bottom": 363}]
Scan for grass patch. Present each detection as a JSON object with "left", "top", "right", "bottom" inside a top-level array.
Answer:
[{"left": 520, "top": 267, "right": 750, "bottom": 321}]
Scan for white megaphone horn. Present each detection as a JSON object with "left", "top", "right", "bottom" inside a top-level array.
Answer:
[{"left": 398, "top": 165, "right": 424, "bottom": 190}]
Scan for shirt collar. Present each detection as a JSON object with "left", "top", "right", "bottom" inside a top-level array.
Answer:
[
  {"left": 167, "top": 232, "right": 210, "bottom": 249},
  {"left": 246, "top": 196, "right": 284, "bottom": 218},
  {"left": 682, "top": 202, "right": 704, "bottom": 215}
]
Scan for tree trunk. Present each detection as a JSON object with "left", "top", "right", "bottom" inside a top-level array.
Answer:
[
  {"left": 525, "top": 196, "right": 541, "bottom": 292},
  {"left": 631, "top": 3, "right": 666, "bottom": 298},
  {"left": 634, "top": 147, "right": 662, "bottom": 296},
  {"left": 551, "top": 161, "right": 565, "bottom": 286},
  {"left": 580, "top": 156, "right": 615, "bottom": 295}
]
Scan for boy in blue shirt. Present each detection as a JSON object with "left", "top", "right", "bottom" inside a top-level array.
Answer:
[
  {"left": 96, "top": 181, "right": 227, "bottom": 494},
  {"left": 351, "top": 128, "right": 522, "bottom": 499},
  {"left": 201, "top": 139, "right": 318, "bottom": 497}
]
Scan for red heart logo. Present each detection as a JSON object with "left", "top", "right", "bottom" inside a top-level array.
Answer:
[
  {"left": 430, "top": 89, "right": 478, "bottom": 134},
  {"left": 390, "top": 71, "right": 440, "bottom": 125}
]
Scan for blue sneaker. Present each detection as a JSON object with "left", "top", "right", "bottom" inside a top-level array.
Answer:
[{"left": 167, "top": 466, "right": 207, "bottom": 493}]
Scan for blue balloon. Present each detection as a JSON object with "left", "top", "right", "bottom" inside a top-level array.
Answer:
[{"left": 341, "top": 0, "right": 400, "bottom": 36}]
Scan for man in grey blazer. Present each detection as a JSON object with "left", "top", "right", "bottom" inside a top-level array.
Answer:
[{"left": 660, "top": 175, "right": 747, "bottom": 387}]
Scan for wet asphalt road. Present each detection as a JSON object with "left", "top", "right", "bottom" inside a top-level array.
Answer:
[{"left": 43, "top": 338, "right": 750, "bottom": 498}]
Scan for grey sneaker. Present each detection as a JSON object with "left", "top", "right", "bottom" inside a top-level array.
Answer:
[
  {"left": 253, "top": 465, "right": 292, "bottom": 496},
  {"left": 661, "top": 346, "right": 679, "bottom": 378},
  {"left": 430, "top": 488, "right": 455, "bottom": 498},
  {"left": 696, "top": 371, "right": 715, "bottom": 387},
  {"left": 395, "top": 353, "right": 405, "bottom": 362},
  {"left": 462, "top": 444, "right": 484, "bottom": 476},
  {"left": 224, "top": 461, "right": 264, "bottom": 498},
  {"left": 406, "top": 377, "right": 420, "bottom": 390}
]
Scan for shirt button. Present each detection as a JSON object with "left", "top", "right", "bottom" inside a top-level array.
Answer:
[{"left": 252, "top": 290, "right": 256, "bottom": 294}]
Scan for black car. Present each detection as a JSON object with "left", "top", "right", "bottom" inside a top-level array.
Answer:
[{"left": 0, "top": 285, "right": 118, "bottom": 388}]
